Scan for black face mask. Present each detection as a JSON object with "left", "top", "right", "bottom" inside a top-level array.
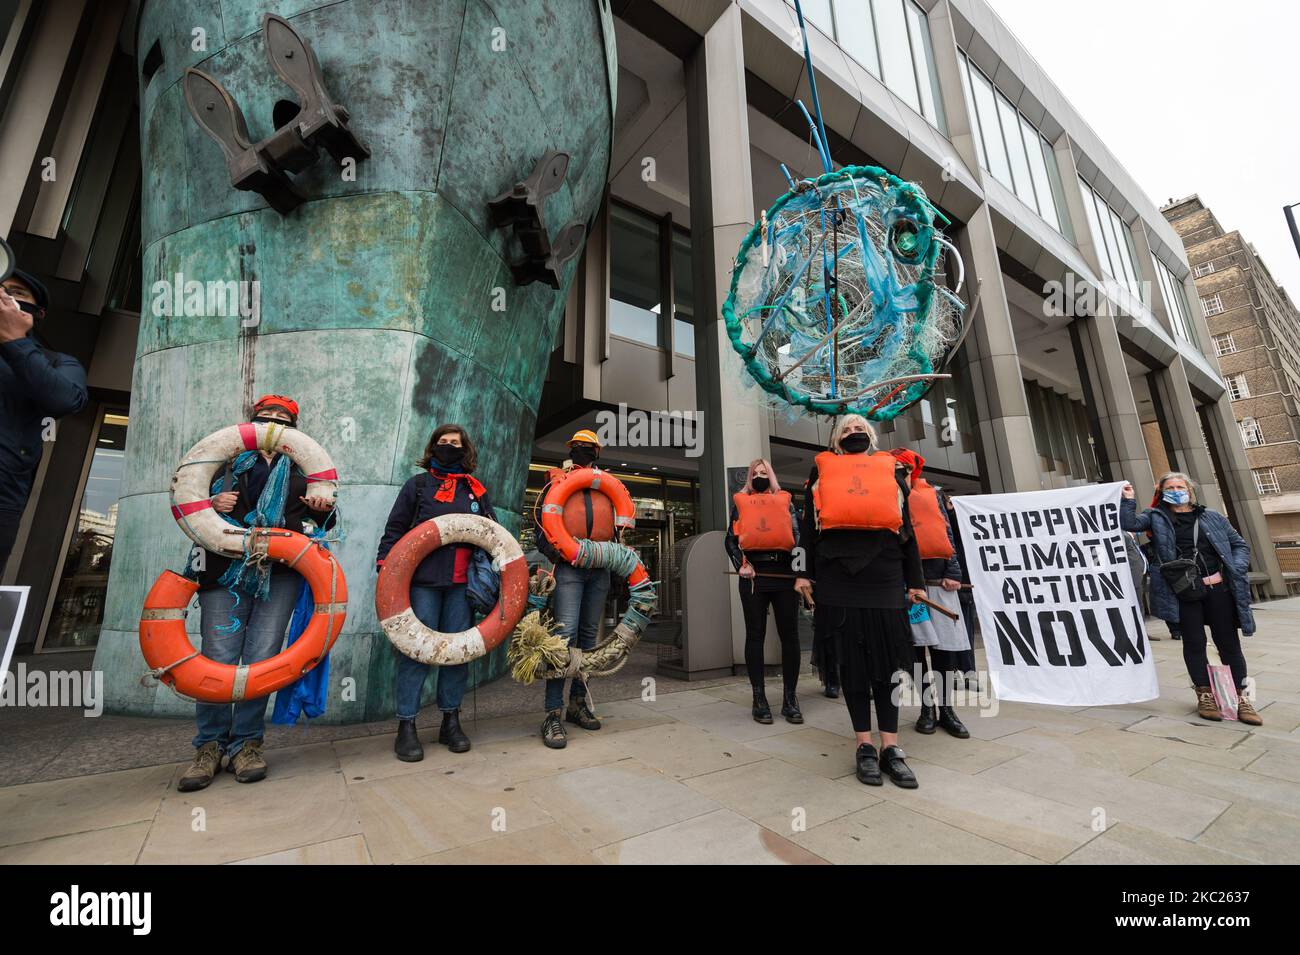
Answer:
[
  {"left": 840, "top": 432, "right": 872, "bottom": 454},
  {"left": 432, "top": 444, "right": 465, "bottom": 469},
  {"left": 570, "top": 445, "right": 598, "bottom": 466},
  {"left": 15, "top": 301, "right": 41, "bottom": 317},
  {"left": 751, "top": 476, "right": 771, "bottom": 492},
  {"left": 252, "top": 415, "right": 293, "bottom": 427}
]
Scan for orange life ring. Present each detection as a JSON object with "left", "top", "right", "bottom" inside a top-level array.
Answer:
[
  {"left": 376, "top": 514, "right": 528, "bottom": 665},
  {"left": 139, "top": 529, "right": 347, "bottom": 703},
  {"left": 539, "top": 467, "right": 645, "bottom": 584}
]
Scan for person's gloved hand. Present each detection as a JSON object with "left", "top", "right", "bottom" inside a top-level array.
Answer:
[{"left": 0, "top": 290, "right": 33, "bottom": 343}]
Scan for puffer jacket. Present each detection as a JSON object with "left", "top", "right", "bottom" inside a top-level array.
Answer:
[{"left": 1120, "top": 498, "right": 1254, "bottom": 636}]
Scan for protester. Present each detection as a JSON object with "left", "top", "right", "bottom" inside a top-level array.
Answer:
[
  {"left": 378, "top": 423, "right": 497, "bottom": 761},
  {"left": 1121, "top": 473, "right": 1260, "bottom": 725},
  {"left": 531, "top": 429, "right": 615, "bottom": 749},
  {"left": 945, "top": 492, "right": 979, "bottom": 686},
  {"left": 795, "top": 415, "right": 927, "bottom": 788},
  {"left": 179, "top": 395, "right": 335, "bottom": 790},
  {"left": 0, "top": 271, "right": 87, "bottom": 576},
  {"left": 888, "top": 449, "right": 969, "bottom": 739},
  {"left": 725, "top": 458, "right": 803, "bottom": 724}
]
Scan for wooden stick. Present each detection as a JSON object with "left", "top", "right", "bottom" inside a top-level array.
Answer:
[{"left": 726, "top": 571, "right": 960, "bottom": 620}]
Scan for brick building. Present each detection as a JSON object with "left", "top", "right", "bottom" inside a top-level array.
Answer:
[{"left": 1163, "top": 196, "right": 1300, "bottom": 576}]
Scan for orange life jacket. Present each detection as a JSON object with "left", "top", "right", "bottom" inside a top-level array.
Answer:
[
  {"left": 546, "top": 467, "right": 615, "bottom": 542},
  {"left": 909, "top": 479, "right": 954, "bottom": 560},
  {"left": 732, "top": 490, "right": 795, "bottom": 552},
  {"left": 811, "top": 450, "right": 903, "bottom": 532}
]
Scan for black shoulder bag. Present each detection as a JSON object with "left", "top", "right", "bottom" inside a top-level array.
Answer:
[{"left": 1158, "top": 516, "right": 1205, "bottom": 601}]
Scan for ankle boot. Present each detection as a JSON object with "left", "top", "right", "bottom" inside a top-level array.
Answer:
[
  {"left": 1195, "top": 687, "right": 1221, "bottom": 721},
  {"left": 394, "top": 719, "right": 424, "bottom": 762},
  {"left": 938, "top": 705, "right": 970, "bottom": 739},
  {"left": 780, "top": 690, "right": 804, "bottom": 724},
  {"left": 823, "top": 679, "right": 840, "bottom": 699},
  {"left": 438, "top": 710, "right": 472, "bottom": 753},
  {"left": 855, "top": 743, "right": 882, "bottom": 786},
  {"left": 751, "top": 687, "right": 773, "bottom": 724},
  {"left": 1236, "top": 695, "right": 1262, "bottom": 726},
  {"left": 915, "top": 705, "right": 937, "bottom": 734}
]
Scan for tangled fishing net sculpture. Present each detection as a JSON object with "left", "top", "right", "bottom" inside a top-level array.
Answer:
[{"left": 723, "top": 165, "right": 967, "bottom": 420}]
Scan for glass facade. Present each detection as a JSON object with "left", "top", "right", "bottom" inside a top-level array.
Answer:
[
  {"left": 1153, "top": 255, "right": 1196, "bottom": 343},
  {"left": 42, "top": 411, "right": 128, "bottom": 650},
  {"left": 803, "top": 1, "right": 946, "bottom": 132},
  {"left": 1078, "top": 177, "right": 1143, "bottom": 299},
  {"left": 959, "top": 52, "right": 1067, "bottom": 237},
  {"left": 608, "top": 203, "right": 663, "bottom": 347}
]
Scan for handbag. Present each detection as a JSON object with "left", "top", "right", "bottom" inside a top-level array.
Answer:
[{"left": 1158, "top": 517, "right": 1205, "bottom": 601}]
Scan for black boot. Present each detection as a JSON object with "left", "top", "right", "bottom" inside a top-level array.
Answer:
[
  {"left": 780, "top": 690, "right": 804, "bottom": 724},
  {"left": 915, "top": 705, "right": 937, "bottom": 735},
  {"left": 855, "top": 743, "right": 882, "bottom": 785},
  {"left": 880, "top": 745, "right": 918, "bottom": 789},
  {"left": 938, "top": 705, "right": 970, "bottom": 739},
  {"left": 394, "top": 719, "right": 424, "bottom": 762},
  {"left": 823, "top": 678, "right": 840, "bottom": 699},
  {"left": 751, "top": 686, "right": 773, "bottom": 724},
  {"left": 437, "top": 710, "right": 472, "bottom": 753}
]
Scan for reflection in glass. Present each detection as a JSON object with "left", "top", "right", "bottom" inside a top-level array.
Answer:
[
  {"left": 835, "top": 0, "right": 880, "bottom": 77},
  {"left": 873, "top": 0, "right": 920, "bottom": 113},
  {"left": 45, "top": 411, "right": 128, "bottom": 649},
  {"left": 609, "top": 204, "right": 662, "bottom": 347}
]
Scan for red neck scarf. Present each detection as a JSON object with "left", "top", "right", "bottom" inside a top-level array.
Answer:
[{"left": 429, "top": 468, "right": 486, "bottom": 503}]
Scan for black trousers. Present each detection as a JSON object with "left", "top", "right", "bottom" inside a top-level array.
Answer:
[
  {"left": 844, "top": 683, "right": 899, "bottom": 734},
  {"left": 739, "top": 578, "right": 801, "bottom": 693},
  {"left": 0, "top": 508, "right": 21, "bottom": 580},
  {"left": 913, "top": 645, "right": 962, "bottom": 708},
  {"left": 1178, "top": 584, "right": 1248, "bottom": 689},
  {"left": 958, "top": 596, "right": 977, "bottom": 674}
]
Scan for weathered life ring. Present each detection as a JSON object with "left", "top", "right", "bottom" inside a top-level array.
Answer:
[
  {"left": 539, "top": 467, "right": 643, "bottom": 584},
  {"left": 139, "top": 529, "right": 348, "bottom": 703},
  {"left": 377, "top": 513, "right": 528, "bottom": 665},
  {"left": 170, "top": 421, "right": 339, "bottom": 557}
]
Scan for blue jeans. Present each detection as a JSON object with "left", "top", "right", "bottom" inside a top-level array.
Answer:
[
  {"left": 394, "top": 584, "right": 471, "bottom": 719},
  {"left": 193, "top": 574, "right": 301, "bottom": 755},
  {"left": 544, "top": 563, "right": 611, "bottom": 712}
]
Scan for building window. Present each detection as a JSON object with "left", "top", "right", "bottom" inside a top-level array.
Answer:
[
  {"left": 608, "top": 203, "right": 664, "bottom": 347},
  {"left": 1212, "top": 332, "right": 1237, "bottom": 356},
  {"left": 1078, "top": 176, "right": 1142, "bottom": 298},
  {"left": 1253, "top": 467, "right": 1280, "bottom": 495},
  {"left": 1201, "top": 294, "right": 1224, "bottom": 316},
  {"left": 1153, "top": 257, "right": 1195, "bottom": 343},
  {"left": 40, "top": 410, "right": 129, "bottom": 650},
  {"left": 959, "top": 51, "right": 1066, "bottom": 236},
  {"left": 1193, "top": 262, "right": 1215, "bottom": 277},
  {"left": 1240, "top": 417, "right": 1264, "bottom": 448},
  {"left": 798, "top": 2, "right": 946, "bottom": 133},
  {"left": 672, "top": 229, "right": 695, "bottom": 358},
  {"left": 1227, "top": 374, "right": 1250, "bottom": 400}
]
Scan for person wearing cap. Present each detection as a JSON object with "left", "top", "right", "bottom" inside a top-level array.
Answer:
[
  {"left": 178, "top": 395, "right": 336, "bottom": 792},
  {"left": 530, "top": 428, "right": 616, "bottom": 749},
  {"left": 377, "top": 423, "right": 499, "bottom": 761},
  {"left": 0, "top": 269, "right": 87, "bottom": 576}
]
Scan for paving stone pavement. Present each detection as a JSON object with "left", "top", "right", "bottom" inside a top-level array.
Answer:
[{"left": 1, "top": 604, "right": 1298, "bottom": 864}]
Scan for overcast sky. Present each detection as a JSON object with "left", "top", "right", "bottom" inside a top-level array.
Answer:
[{"left": 985, "top": 0, "right": 1300, "bottom": 300}]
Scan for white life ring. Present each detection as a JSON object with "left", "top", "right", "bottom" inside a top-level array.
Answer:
[
  {"left": 376, "top": 513, "right": 528, "bottom": 666},
  {"left": 169, "top": 421, "right": 339, "bottom": 556}
]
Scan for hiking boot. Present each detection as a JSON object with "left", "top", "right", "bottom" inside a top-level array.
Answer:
[
  {"left": 751, "top": 687, "right": 773, "bottom": 724},
  {"left": 1236, "top": 696, "right": 1263, "bottom": 726},
  {"left": 915, "top": 705, "right": 937, "bottom": 735},
  {"left": 178, "top": 742, "right": 222, "bottom": 792},
  {"left": 541, "top": 710, "right": 568, "bottom": 749},
  {"left": 228, "top": 740, "right": 267, "bottom": 783},
  {"left": 565, "top": 698, "right": 602, "bottom": 731},
  {"left": 1195, "top": 687, "right": 1221, "bottom": 721},
  {"left": 938, "top": 705, "right": 970, "bottom": 739},
  {"left": 780, "top": 690, "right": 804, "bottom": 724},
  {"left": 855, "top": 743, "right": 882, "bottom": 786},
  {"left": 394, "top": 719, "right": 424, "bottom": 762},
  {"left": 438, "top": 710, "right": 472, "bottom": 753},
  {"left": 880, "top": 745, "right": 918, "bottom": 789}
]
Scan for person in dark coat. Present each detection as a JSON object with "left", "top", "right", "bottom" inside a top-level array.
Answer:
[
  {"left": 794, "top": 414, "right": 927, "bottom": 789},
  {"left": 1121, "top": 472, "right": 1261, "bottom": 725},
  {"left": 0, "top": 271, "right": 87, "bottom": 575},
  {"left": 724, "top": 458, "right": 803, "bottom": 724},
  {"left": 945, "top": 492, "right": 980, "bottom": 684},
  {"left": 378, "top": 423, "right": 498, "bottom": 761},
  {"left": 179, "top": 395, "right": 336, "bottom": 792}
]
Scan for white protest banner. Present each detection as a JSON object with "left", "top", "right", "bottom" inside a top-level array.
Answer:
[{"left": 952, "top": 482, "right": 1157, "bottom": 706}]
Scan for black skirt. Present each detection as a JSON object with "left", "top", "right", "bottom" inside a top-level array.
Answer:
[{"left": 820, "top": 603, "right": 913, "bottom": 692}]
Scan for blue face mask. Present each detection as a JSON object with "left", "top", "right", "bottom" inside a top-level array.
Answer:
[{"left": 1162, "top": 489, "right": 1190, "bottom": 506}]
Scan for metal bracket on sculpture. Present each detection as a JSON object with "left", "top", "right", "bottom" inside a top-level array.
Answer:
[
  {"left": 488, "top": 149, "right": 586, "bottom": 289},
  {"left": 183, "top": 14, "right": 369, "bottom": 215}
]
